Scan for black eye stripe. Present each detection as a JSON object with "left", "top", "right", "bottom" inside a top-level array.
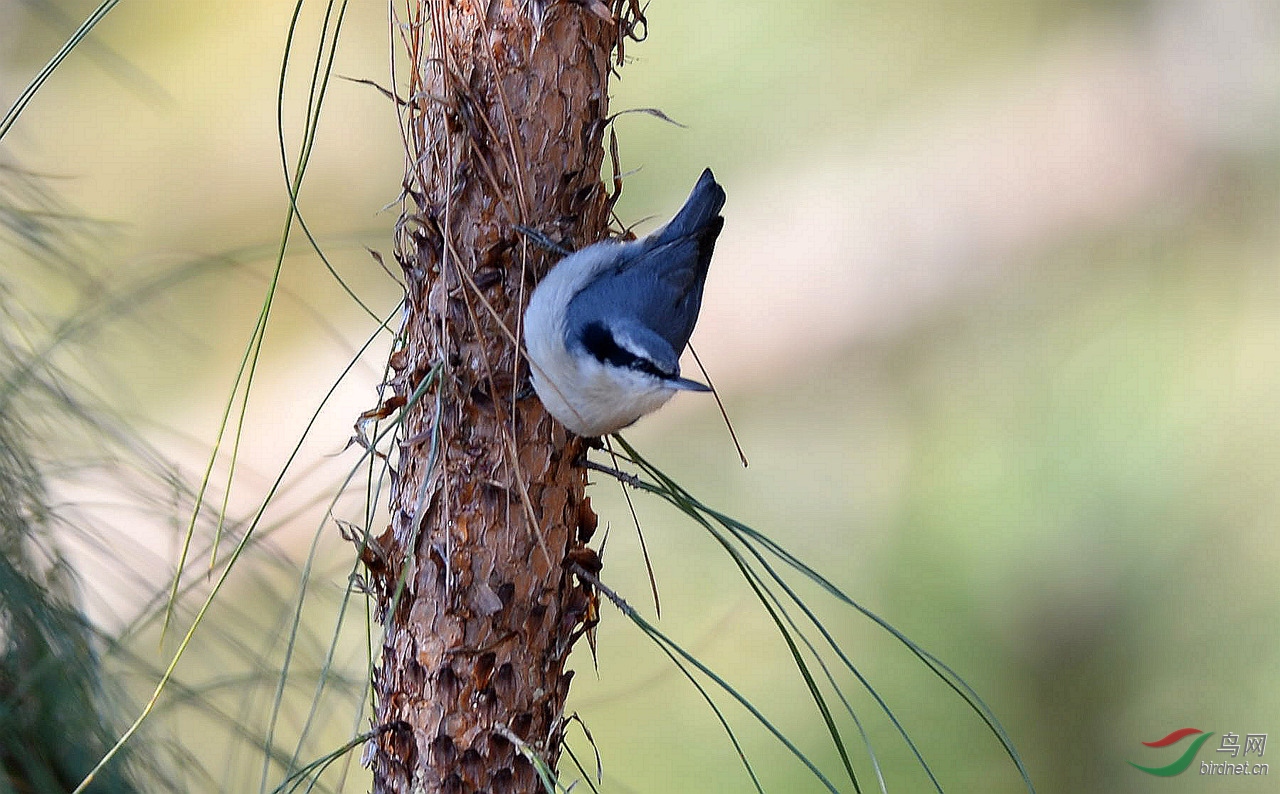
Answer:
[{"left": 580, "top": 323, "right": 671, "bottom": 379}]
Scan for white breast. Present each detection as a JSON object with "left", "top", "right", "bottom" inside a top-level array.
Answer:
[{"left": 523, "top": 242, "right": 676, "bottom": 436}]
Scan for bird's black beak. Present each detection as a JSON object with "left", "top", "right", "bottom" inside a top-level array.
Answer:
[{"left": 668, "top": 376, "right": 712, "bottom": 392}]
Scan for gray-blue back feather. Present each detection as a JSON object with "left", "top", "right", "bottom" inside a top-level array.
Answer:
[{"left": 565, "top": 169, "right": 725, "bottom": 363}]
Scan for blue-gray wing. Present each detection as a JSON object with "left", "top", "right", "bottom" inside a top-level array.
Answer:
[{"left": 566, "top": 169, "right": 725, "bottom": 356}]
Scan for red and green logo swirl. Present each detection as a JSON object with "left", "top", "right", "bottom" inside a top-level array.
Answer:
[{"left": 1129, "top": 728, "right": 1214, "bottom": 776}]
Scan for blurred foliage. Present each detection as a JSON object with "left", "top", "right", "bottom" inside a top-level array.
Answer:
[
  {"left": 0, "top": 448, "right": 137, "bottom": 793},
  {"left": 0, "top": 162, "right": 373, "bottom": 791},
  {"left": 0, "top": 178, "right": 159, "bottom": 790}
]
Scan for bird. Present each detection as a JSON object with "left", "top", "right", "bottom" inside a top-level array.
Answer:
[{"left": 522, "top": 168, "right": 725, "bottom": 437}]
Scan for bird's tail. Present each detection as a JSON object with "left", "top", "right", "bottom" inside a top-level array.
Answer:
[{"left": 658, "top": 168, "right": 726, "bottom": 243}]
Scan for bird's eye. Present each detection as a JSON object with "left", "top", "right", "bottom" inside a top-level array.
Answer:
[
  {"left": 580, "top": 322, "right": 627, "bottom": 367},
  {"left": 580, "top": 323, "right": 671, "bottom": 379}
]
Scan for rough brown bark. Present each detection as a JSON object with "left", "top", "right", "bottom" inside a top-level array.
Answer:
[{"left": 367, "top": 2, "right": 624, "bottom": 792}]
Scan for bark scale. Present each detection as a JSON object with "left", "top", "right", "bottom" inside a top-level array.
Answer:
[{"left": 367, "top": 2, "right": 626, "bottom": 792}]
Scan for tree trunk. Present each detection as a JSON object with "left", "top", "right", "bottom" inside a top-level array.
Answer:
[{"left": 368, "top": 2, "right": 621, "bottom": 792}]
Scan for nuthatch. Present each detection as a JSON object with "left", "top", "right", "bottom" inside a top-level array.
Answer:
[{"left": 523, "top": 169, "right": 725, "bottom": 437}]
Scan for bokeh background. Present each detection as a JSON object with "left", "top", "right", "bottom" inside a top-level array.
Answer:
[{"left": 3, "top": 0, "right": 1279, "bottom": 791}]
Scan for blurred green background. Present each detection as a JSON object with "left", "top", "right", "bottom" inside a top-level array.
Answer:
[{"left": 3, "top": 0, "right": 1279, "bottom": 791}]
